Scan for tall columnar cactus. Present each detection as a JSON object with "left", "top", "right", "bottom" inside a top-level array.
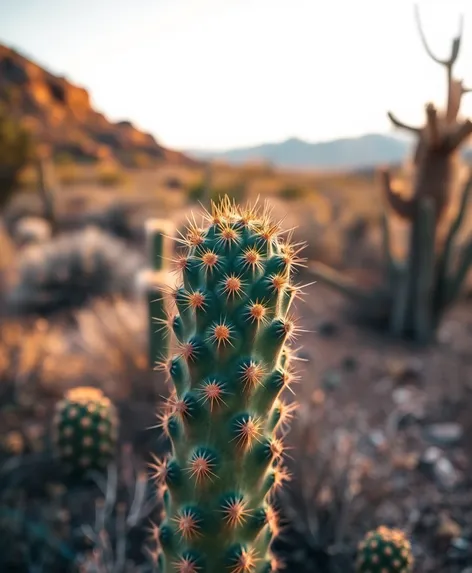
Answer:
[
  {"left": 356, "top": 526, "right": 414, "bottom": 573},
  {"left": 307, "top": 5, "right": 472, "bottom": 344},
  {"left": 52, "top": 386, "right": 118, "bottom": 475},
  {"left": 153, "top": 196, "right": 304, "bottom": 573},
  {"left": 143, "top": 218, "right": 175, "bottom": 369}
]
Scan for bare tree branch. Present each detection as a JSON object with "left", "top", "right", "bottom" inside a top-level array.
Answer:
[
  {"left": 414, "top": 3, "right": 463, "bottom": 67},
  {"left": 414, "top": 4, "right": 466, "bottom": 122},
  {"left": 387, "top": 111, "right": 421, "bottom": 134}
]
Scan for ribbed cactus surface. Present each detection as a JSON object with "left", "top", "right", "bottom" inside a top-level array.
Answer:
[
  {"left": 154, "top": 197, "right": 304, "bottom": 573},
  {"left": 356, "top": 526, "right": 414, "bottom": 573},
  {"left": 53, "top": 386, "right": 118, "bottom": 474}
]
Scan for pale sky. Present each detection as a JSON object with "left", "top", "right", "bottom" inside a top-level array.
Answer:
[{"left": 1, "top": 0, "right": 472, "bottom": 150}]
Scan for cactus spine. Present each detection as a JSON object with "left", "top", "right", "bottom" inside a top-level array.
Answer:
[
  {"left": 153, "top": 196, "right": 303, "bottom": 573},
  {"left": 53, "top": 386, "right": 118, "bottom": 475},
  {"left": 356, "top": 526, "right": 414, "bottom": 573},
  {"left": 143, "top": 218, "right": 175, "bottom": 369}
]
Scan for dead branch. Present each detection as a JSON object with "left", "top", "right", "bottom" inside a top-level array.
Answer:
[
  {"left": 387, "top": 111, "right": 421, "bottom": 134},
  {"left": 414, "top": 4, "right": 466, "bottom": 122}
]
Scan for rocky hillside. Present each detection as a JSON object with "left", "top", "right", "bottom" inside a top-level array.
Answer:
[{"left": 0, "top": 44, "right": 192, "bottom": 166}]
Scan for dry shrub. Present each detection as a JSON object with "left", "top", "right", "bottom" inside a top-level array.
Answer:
[
  {"left": 70, "top": 298, "right": 159, "bottom": 402},
  {"left": 274, "top": 389, "right": 423, "bottom": 573},
  {"left": 0, "top": 317, "right": 77, "bottom": 408},
  {"left": 274, "top": 400, "right": 372, "bottom": 572},
  {"left": 8, "top": 228, "right": 144, "bottom": 316}
]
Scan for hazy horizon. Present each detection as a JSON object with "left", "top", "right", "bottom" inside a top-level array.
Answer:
[{"left": 1, "top": 0, "right": 472, "bottom": 151}]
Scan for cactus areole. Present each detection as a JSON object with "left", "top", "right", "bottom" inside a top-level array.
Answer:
[{"left": 154, "top": 197, "right": 304, "bottom": 573}]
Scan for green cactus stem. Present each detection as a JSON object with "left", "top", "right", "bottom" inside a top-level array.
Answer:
[
  {"left": 356, "top": 526, "right": 414, "bottom": 573},
  {"left": 152, "top": 196, "right": 303, "bottom": 573},
  {"left": 52, "top": 386, "right": 118, "bottom": 475}
]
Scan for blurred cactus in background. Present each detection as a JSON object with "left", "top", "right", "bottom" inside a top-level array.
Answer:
[
  {"left": 356, "top": 526, "right": 413, "bottom": 573},
  {"left": 139, "top": 218, "right": 175, "bottom": 369},
  {"left": 153, "top": 196, "right": 304, "bottom": 573},
  {"left": 53, "top": 386, "right": 118, "bottom": 475},
  {"left": 308, "top": 6, "right": 472, "bottom": 343}
]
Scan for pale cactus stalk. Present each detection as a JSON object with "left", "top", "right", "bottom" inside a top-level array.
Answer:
[{"left": 142, "top": 218, "right": 175, "bottom": 368}]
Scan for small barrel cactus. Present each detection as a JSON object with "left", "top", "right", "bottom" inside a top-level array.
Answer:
[
  {"left": 356, "top": 526, "right": 414, "bottom": 573},
  {"left": 53, "top": 386, "right": 118, "bottom": 474},
  {"left": 153, "top": 197, "right": 304, "bottom": 572}
]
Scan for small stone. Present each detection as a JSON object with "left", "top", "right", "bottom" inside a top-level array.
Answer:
[
  {"left": 321, "top": 369, "right": 342, "bottom": 391},
  {"left": 317, "top": 320, "right": 338, "bottom": 337},
  {"left": 451, "top": 538, "right": 469, "bottom": 552},
  {"left": 341, "top": 355, "right": 358, "bottom": 371},
  {"left": 392, "top": 387, "right": 414, "bottom": 406},
  {"left": 434, "top": 456, "right": 462, "bottom": 490},
  {"left": 369, "top": 430, "right": 387, "bottom": 451},
  {"left": 424, "top": 423, "right": 464, "bottom": 446}
]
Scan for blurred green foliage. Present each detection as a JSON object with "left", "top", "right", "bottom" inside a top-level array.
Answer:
[{"left": 0, "top": 104, "right": 33, "bottom": 210}]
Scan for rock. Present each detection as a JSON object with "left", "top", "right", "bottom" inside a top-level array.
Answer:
[
  {"left": 392, "top": 386, "right": 426, "bottom": 427},
  {"left": 317, "top": 319, "right": 338, "bottom": 337},
  {"left": 424, "top": 423, "right": 464, "bottom": 447},
  {"left": 392, "top": 387, "right": 415, "bottom": 406},
  {"left": 369, "top": 430, "right": 387, "bottom": 452},
  {"left": 341, "top": 355, "right": 358, "bottom": 371},
  {"left": 434, "top": 456, "right": 462, "bottom": 490},
  {"left": 419, "top": 447, "right": 462, "bottom": 489},
  {"left": 321, "top": 369, "right": 342, "bottom": 391}
]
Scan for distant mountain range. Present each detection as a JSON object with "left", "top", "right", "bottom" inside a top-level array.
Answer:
[{"left": 186, "top": 133, "right": 472, "bottom": 171}]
